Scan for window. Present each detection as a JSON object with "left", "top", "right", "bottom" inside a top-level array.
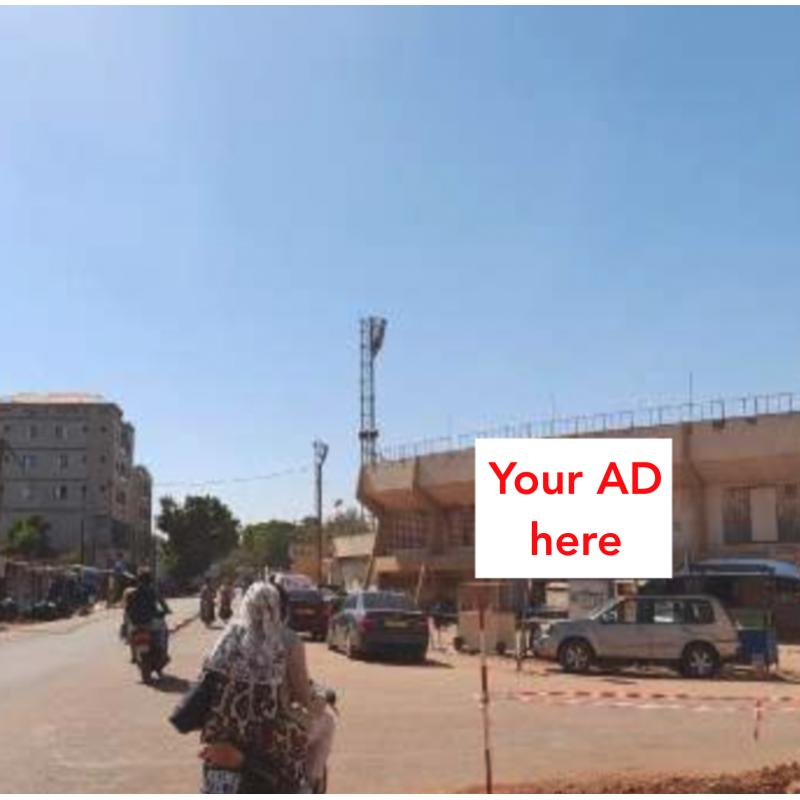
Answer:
[
  {"left": 778, "top": 484, "right": 800, "bottom": 543},
  {"left": 600, "top": 599, "right": 638, "bottom": 624},
  {"left": 390, "top": 512, "right": 427, "bottom": 549},
  {"left": 684, "top": 600, "right": 715, "bottom": 625},
  {"left": 20, "top": 485, "right": 33, "bottom": 501},
  {"left": 363, "top": 592, "right": 418, "bottom": 611},
  {"left": 28, "top": 424, "right": 38, "bottom": 440},
  {"left": 54, "top": 424, "right": 66, "bottom": 440},
  {"left": 448, "top": 507, "right": 475, "bottom": 547},
  {"left": 723, "top": 487, "right": 752, "bottom": 544},
  {"left": 3, "top": 423, "right": 11, "bottom": 433},
  {"left": 344, "top": 595, "right": 358, "bottom": 611},
  {"left": 54, "top": 485, "right": 68, "bottom": 500},
  {"left": 21, "top": 454, "right": 37, "bottom": 471},
  {"left": 58, "top": 454, "right": 69, "bottom": 471},
  {"left": 651, "top": 600, "right": 683, "bottom": 624}
]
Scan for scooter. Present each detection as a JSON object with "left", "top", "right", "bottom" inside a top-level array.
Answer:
[
  {"left": 200, "top": 594, "right": 216, "bottom": 627},
  {"left": 200, "top": 685, "right": 337, "bottom": 794},
  {"left": 218, "top": 592, "right": 234, "bottom": 624},
  {"left": 130, "top": 614, "right": 169, "bottom": 684}
]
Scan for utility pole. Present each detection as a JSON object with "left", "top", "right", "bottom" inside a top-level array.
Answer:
[{"left": 313, "top": 440, "right": 329, "bottom": 586}]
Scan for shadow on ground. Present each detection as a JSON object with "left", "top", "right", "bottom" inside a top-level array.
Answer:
[{"left": 152, "top": 675, "right": 193, "bottom": 694}]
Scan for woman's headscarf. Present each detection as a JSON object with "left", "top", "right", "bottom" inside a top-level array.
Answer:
[{"left": 204, "top": 581, "right": 287, "bottom": 687}]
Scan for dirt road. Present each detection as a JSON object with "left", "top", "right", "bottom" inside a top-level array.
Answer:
[{"left": 3, "top": 607, "right": 800, "bottom": 792}]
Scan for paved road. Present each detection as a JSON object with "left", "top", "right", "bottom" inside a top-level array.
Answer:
[
  {"left": 3, "top": 607, "right": 800, "bottom": 792},
  {"left": 0, "top": 600, "right": 201, "bottom": 792}
]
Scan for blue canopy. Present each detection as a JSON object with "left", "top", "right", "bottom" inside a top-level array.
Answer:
[{"left": 677, "top": 558, "right": 800, "bottom": 581}]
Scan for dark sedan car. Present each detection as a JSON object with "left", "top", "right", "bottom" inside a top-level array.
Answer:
[
  {"left": 286, "top": 587, "right": 330, "bottom": 641},
  {"left": 327, "top": 590, "right": 429, "bottom": 662}
]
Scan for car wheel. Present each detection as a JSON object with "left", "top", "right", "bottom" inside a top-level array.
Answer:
[
  {"left": 682, "top": 642, "right": 719, "bottom": 679},
  {"left": 558, "top": 638, "right": 594, "bottom": 674}
]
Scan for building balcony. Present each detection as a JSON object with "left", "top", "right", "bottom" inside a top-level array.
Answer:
[{"left": 374, "top": 546, "right": 475, "bottom": 576}]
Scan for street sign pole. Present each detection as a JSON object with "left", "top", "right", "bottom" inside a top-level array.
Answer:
[{"left": 479, "top": 601, "right": 494, "bottom": 794}]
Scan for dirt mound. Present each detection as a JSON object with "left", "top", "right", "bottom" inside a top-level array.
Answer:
[{"left": 463, "top": 762, "right": 800, "bottom": 793}]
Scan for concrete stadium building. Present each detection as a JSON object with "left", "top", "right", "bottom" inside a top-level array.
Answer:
[{"left": 358, "top": 393, "right": 800, "bottom": 605}]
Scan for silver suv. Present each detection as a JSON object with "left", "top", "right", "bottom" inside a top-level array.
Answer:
[{"left": 533, "top": 594, "right": 740, "bottom": 678}]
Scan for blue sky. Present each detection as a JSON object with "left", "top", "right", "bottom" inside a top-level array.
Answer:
[{"left": 1, "top": 7, "right": 799, "bottom": 523}]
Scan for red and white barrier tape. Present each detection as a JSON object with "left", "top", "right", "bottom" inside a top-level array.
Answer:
[
  {"left": 481, "top": 688, "right": 800, "bottom": 742},
  {"left": 754, "top": 698, "right": 764, "bottom": 741},
  {"left": 496, "top": 687, "right": 800, "bottom": 707}
]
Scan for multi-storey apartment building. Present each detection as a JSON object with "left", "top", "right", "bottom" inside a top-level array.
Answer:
[
  {"left": 127, "top": 465, "right": 154, "bottom": 567},
  {"left": 358, "top": 393, "right": 800, "bottom": 605},
  {"left": 0, "top": 393, "right": 152, "bottom": 566}
]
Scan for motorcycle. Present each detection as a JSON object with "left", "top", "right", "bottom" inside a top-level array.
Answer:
[
  {"left": 200, "top": 685, "right": 337, "bottom": 794},
  {"left": 130, "top": 615, "right": 169, "bottom": 684},
  {"left": 218, "top": 591, "right": 234, "bottom": 624},
  {"left": 200, "top": 593, "right": 216, "bottom": 627}
]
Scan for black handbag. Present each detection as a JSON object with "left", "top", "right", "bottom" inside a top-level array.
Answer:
[{"left": 170, "top": 671, "right": 217, "bottom": 734}]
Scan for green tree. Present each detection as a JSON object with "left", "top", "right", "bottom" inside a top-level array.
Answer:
[
  {"left": 157, "top": 495, "right": 240, "bottom": 583},
  {"left": 240, "top": 519, "right": 297, "bottom": 572},
  {"left": 325, "top": 505, "right": 370, "bottom": 538},
  {"left": 2, "top": 516, "right": 53, "bottom": 560}
]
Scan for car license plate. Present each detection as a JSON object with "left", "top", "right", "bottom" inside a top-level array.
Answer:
[
  {"left": 297, "top": 608, "right": 314, "bottom": 615},
  {"left": 385, "top": 620, "right": 408, "bottom": 629},
  {"left": 203, "top": 768, "right": 241, "bottom": 794}
]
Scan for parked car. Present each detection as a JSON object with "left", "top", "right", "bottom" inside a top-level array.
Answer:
[
  {"left": 285, "top": 587, "right": 330, "bottom": 641},
  {"left": 532, "top": 594, "right": 740, "bottom": 678},
  {"left": 328, "top": 590, "right": 429, "bottom": 663},
  {"left": 271, "top": 572, "right": 315, "bottom": 592}
]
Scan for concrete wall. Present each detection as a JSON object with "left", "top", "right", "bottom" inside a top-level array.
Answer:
[{"left": 360, "top": 410, "right": 800, "bottom": 592}]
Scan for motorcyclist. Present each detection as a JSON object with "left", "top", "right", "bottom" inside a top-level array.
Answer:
[
  {"left": 200, "top": 580, "right": 216, "bottom": 626},
  {"left": 218, "top": 582, "right": 234, "bottom": 623},
  {"left": 121, "top": 584, "right": 137, "bottom": 662},
  {"left": 198, "top": 582, "right": 336, "bottom": 793},
  {"left": 125, "top": 567, "right": 171, "bottom": 671}
]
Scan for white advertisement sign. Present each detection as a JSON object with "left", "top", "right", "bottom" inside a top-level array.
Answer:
[{"left": 475, "top": 438, "right": 673, "bottom": 580}]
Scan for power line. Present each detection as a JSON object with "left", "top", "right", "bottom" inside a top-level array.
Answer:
[{"left": 154, "top": 464, "right": 311, "bottom": 490}]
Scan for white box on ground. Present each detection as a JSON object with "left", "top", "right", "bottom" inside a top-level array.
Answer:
[{"left": 475, "top": 438, "right": 673, "bottom": 579}]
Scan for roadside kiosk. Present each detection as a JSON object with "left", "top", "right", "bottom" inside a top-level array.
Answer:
[{"left": 455, "top": 580, "right": 526, "bottom": 655}]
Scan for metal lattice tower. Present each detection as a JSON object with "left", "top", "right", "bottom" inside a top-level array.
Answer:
[{"left": 359, "top": 316, "right": 387, "bottom": 469}]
